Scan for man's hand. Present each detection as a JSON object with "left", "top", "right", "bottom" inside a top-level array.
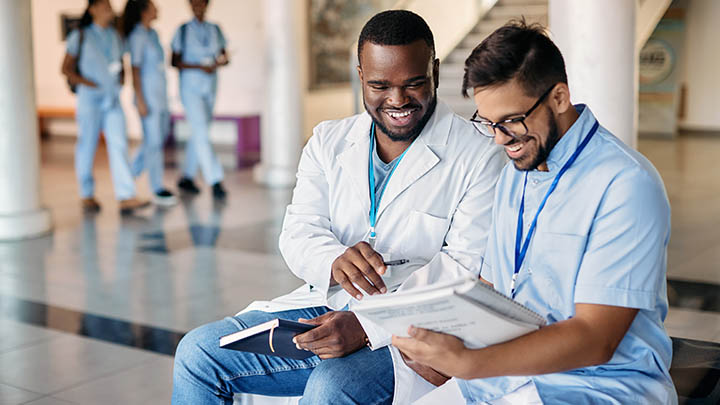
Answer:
[
  {"left": 293, "top": 311, "right": 368, "bottom": 359},
  {"left": 331, "top": 241, "right": 387, "bottom": 299},
  {"left": 137, "top": 98, "right": 148, "bottom": 117},
  {"left": 392, "top": 326, "right": 468, "bottom": 378}
]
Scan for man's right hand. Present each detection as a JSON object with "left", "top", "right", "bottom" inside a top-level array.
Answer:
[{"left": 331, "top": 241, "right": 387, "bottom": 299}]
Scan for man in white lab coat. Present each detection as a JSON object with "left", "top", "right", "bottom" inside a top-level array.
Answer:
[{"left": 171, "top": 10, "right": 505, "bottom": 405}]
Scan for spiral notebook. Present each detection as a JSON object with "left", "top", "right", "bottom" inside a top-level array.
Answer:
[{"left": 352, "top": 277, "right": 546, "bottom": 349}]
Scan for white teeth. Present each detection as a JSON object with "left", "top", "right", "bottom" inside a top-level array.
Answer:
[
  {"left": 387, "top": 110, "right": 412, "bottom": 118},
  {"left": 507, "top": 143, "right": 523, "bottom": 152}
]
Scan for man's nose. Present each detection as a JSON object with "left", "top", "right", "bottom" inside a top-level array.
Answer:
[{"left": 387, "top": 87, "right": 409, "bottom": 107}]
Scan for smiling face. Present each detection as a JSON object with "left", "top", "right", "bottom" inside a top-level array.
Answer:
[
  {"left": 358, "top": 40, "right": 439, "bottom": 142},
  {"left": 473, "top": 79, "right": 562, "bottom": 171}
]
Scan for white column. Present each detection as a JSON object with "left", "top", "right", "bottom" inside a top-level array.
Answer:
[
  {"left": 253, "top": 0, "right": 304, "bottom": 187},
  {"left": 0, "top": 1, "right": 51, "bottom": 240},
  {"left": 549, "top": 0, "right": 638, "bottom": 148}
]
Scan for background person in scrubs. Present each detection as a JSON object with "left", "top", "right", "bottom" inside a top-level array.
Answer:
[
  {"left": 171, "top": 0, "right": 229, "bottom": 200},
  {"left": 121, "top": 0, "right": 177, "bottom": 207},
  {"left": 61, "top": 0, "right": 149, "bottom": 214}
]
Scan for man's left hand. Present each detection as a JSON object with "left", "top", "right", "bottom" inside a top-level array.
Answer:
[
  {"left": 392, "top": 326, "right": 468, "bottom": 377},
  {"left": 293, "top": 311, "right": 368, "bottom": 359}
]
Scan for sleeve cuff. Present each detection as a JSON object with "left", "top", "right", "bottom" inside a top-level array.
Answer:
[
  {"left": 305, "top": 246, "right": 347, "bottom": 299},
  {"left": 574, "top": 285, "right": 656, "bottom": 311},
  {"left": 354, "top": 311, "right": 392, "bottom": 350}
]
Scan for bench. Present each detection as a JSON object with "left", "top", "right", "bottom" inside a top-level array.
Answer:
[
  {"left": 37, "top": 106, "right": 75, "bottom": 138},
  {"left": 233, "top": 336, "right": 720, "bottom": 404}
]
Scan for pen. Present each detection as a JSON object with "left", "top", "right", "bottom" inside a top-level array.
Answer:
[{"left": 383, "top": 259, "right": 409, "bottom": 266}]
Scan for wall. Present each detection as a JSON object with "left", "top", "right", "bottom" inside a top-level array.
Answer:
[
  {"left": 678, "top": 0, "right": 720, "bottom": 131},
  {"left": 32, "top": 0, "right": 266, "bottom": 140}
]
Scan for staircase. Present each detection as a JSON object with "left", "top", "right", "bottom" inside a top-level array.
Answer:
[{"left": 437, "top": 0, "right": 548, "bottom": 119}]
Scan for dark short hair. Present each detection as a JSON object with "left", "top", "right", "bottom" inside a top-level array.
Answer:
[
  {"left": 358, "top": 10, "right": 435, "bottom": 62},
  {"left": 462, "top": 19, "right": 567, "bottom": 98}
]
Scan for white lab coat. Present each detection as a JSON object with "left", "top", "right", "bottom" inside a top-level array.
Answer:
[{"left": 239, "top": 100, "right": 505, "bottom": 404}]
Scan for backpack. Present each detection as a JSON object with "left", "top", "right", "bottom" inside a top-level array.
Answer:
[{"left": 68, "top": 28, "right": 85, "bottom": 94}]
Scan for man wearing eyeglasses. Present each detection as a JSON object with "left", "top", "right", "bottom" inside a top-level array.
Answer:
[{"left": 392, "top": 21, "right": 677, "bottom": 404}]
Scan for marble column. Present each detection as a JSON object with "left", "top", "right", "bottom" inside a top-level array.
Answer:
[
  {"left": 0, "top": 0, "right": 52, "bottom": 240},
  {"left": 549, "top": 0, "right": 638, "bottom": 147}
]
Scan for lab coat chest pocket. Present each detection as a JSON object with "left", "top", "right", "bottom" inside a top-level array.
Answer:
[
  {"left": 529, "top": 232, "right": 587, "bottom": 315},
  {"left": 400, "top": 210, "right": 450, "bottom": 261}
]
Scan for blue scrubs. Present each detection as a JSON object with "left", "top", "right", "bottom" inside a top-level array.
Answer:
[
  {"left": 127, "top": 24, "right": 169, "bottom": 193},
  {"left": 461, "top": 105, "right": 677, "bottom": 404},
  {"left": 171, "top": 18, "right": 226, "bottom": 185},
  {"left": 67, "top": 23, "right": 135, "bottom": 200}
]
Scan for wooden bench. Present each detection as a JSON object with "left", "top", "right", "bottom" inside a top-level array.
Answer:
[{"left": 37, "top": 107, "right": 75, "bottom": 138}]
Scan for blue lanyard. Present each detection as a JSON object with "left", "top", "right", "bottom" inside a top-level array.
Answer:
[
  {"left": 511, "top": 121, "right": 599, "bottom": 299},
  {"left": 368, "top": 123, "right": 410, "bottom": 244}
]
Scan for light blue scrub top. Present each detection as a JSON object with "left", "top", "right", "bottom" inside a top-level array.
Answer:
[
  {"left": 461, "top": 105, "right": 677, "bottom": 404},
  {"left": 170, "top": 18, "right": 226, "bottom": 96},
  {"left": 128, "top": 24, "right": 168, "bottom": 111},
  {"left": 66, "top": 23, "right": 124, "bottom": 108}
]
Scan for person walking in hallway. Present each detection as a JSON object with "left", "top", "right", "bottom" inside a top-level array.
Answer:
[
  {"left": 171, "top": 0, "right": 229, "bottom": 200},
  {"left": 121, "top": 0, "right": 177, "bottom": 207},
  {"left": 61, "top": 0, "right": 150, "bottom": 214}
]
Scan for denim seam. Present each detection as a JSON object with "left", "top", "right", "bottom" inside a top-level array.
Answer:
[{"left": 222, "top": 359, "right": 322, "bottom": 382}]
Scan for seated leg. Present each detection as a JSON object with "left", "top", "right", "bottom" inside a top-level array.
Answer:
[
  {"left": 300, "top": 346, "right": 395, "bottom": 405},
  {"left": 172, "top": 307, "right": 331, "bottom": 404}
]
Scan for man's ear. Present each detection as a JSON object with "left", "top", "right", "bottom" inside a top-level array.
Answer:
[
  {"left": 357, "top": 65, "right": 363, "bottom": 83},
  {"left": 550, "top": 82, "right": 572, "bottom": 115},
  {"left": 433, "top": 58, "right": 440, "bottom": 89}
]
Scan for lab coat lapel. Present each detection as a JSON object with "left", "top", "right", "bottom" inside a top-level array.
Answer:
[
  {"left": 376, "top": 101, "right": 452, "bottom": 219},
  {"left": 336, "top": 113, "right": 373, "bottom": 213}
]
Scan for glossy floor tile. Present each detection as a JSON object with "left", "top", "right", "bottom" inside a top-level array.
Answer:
[{"left": 0, "top": 134, "right": 718, "bottom": 404}]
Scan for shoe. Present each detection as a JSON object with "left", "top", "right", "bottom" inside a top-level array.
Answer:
[
  {"left": 177, "top": 177, "right": 200, "bottom": 195},
  {"left": 119, "top": 197, "right": 151, "bottom": 214},
  {"left": 81, "top": 197, "right": 101, "bottom": 213},
  {"left": 212, "top": 182, "right": 227, "bottom": 200},
  {"left": 153, "top": 189, "right": 178, "bottom": 207}
]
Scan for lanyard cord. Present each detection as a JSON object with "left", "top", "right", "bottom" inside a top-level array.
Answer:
[
  {"left": 511, "top": 121, "right": 600, "bottom": 299},
  {"left": 368, "top": 123, "right": 411, "bottom": 240}
]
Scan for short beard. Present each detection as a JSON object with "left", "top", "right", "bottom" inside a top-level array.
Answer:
[
  {"left": 366, "top": 96, "right": 437, "bottom": 142},
  {"left": 515, "top": 110, "right": 561, "bottom": 171}
]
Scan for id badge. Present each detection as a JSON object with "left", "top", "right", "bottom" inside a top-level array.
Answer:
[
  {"left": 108, "top": 61, "right": 122, "bottom": 75},
  {"left": 202, "top": 57, "right": 214, "bottom": 66}
]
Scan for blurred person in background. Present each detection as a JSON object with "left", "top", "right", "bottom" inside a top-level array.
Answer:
[
  {"left": 121, "top": 0, "right": 177, "bottom": 207},
  {"left": 171, "top": 0, "right": 229, "bottom": 200},
  {"left": 61, "top": 0, "right": 150, "bottom": 214}
]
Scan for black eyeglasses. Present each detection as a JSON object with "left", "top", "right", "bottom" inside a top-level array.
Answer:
[{"left": 469, "top": 85, "right": 556, "bottom": 139}]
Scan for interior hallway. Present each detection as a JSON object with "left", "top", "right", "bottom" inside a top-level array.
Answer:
[{"left": 0, "top": 133, "right": 718, "bottom": 404}]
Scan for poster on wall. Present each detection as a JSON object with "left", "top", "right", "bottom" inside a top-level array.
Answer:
[{"left": 638, "top": 6, "right": 686, "bottom": 138}]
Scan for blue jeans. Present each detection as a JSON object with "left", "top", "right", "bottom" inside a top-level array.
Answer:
[{"left": 172, "top": 307, "right": 395, "bottom": 404}]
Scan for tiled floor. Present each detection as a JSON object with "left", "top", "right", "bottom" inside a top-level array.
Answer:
[{"left": 0, "top": 134, "right": 718, "bottom": 404}]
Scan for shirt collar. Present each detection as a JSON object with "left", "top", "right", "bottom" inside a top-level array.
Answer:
[
  {"left": 90, "top": 23, "right": 107, "bottom": 35},
  {"left": 543, "top": 104, "right": 596, "bottom": 172}
]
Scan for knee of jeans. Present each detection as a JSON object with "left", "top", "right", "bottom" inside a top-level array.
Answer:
[
  {"left": 174, "top": 324, "right": 217, "bottom": 374},
  {"left": 301, "top": 359, "right": 354, "bottom": 404}
]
